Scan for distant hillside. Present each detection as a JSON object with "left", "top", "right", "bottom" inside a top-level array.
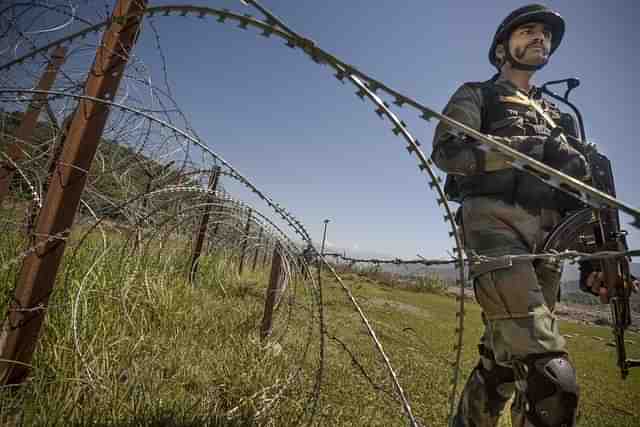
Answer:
[
  {"left": 385, "top": 259, "right": 639, "bottom": 285},
  {"left": 332, "top": 242, "right": 639, "bottom": 285},
  {"left": 376, "top": 255, "right": 639, "bottom": 307},
  {"left": 0, "top": 110, "right": 193, "bottom": 220}
]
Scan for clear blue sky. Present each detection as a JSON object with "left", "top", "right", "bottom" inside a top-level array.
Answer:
[
  {"left": 32, "top": 1, "right": 640, "bottom": 259},
  {"left": 130, "top": 0, "right": 639, "bottom": 259}
]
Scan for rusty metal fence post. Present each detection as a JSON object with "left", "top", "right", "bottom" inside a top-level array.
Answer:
[
  {"left": 189, "top": 167, "right": 221, "bottom": 284},
  {"left": 25, "top": 111, "right": 72, "bottom": 236},
  {"left": 210, "top": 202, "right": 223, "bottom": 251},
  {"left": 251, "top": 227, "right": 263, "bottom": 272},
  {"left": 0, "top": 46, "right": 67, "bottom": 205},
  {"left": 260, "top": 242, "right": 283, "bottom": 340},
  {"left": 237, "top": 208, "right": 252, "bottom": 275},
  {"left": 0, "top": 0, "right": 147, "bottom": 386}
]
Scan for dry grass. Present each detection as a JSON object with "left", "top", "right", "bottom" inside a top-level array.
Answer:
[{"left": 0, "top": 221, "right": 638, "bottom": 426}]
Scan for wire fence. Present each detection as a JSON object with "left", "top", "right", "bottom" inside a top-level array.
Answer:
[{"left": 0, "top": 2, "right": 637, "bottom": 427}]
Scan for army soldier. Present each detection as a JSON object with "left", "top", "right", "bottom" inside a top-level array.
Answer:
[{"left": 431, "top": 5, "right": 590, "bottom": 427}]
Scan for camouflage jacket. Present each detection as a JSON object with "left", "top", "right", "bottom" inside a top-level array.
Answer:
[{"left": 431, "top": 75, "right": 589, "bottom": 212}]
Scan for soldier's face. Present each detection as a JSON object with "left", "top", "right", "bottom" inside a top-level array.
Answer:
[{"left": 507, "top": 22, "right": 553, "bottom": 66}]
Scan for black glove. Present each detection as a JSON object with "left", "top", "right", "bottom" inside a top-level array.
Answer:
[
  {"left": 494, "top": 135, "right": 546, "bottom": 161},
  {"left": 543, "top": 130, "right": 590, "bottom": 180},
  {"left": 579, "top": 260, "right": 639, "bottom": 299},
  {"left": 578, "top": 261, "right": 599, "bottom": 297}
]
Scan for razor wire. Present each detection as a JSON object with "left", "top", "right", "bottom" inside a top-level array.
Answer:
[
  {"left": 0, "top": 89, "right": 313, "bottom": 245},
  {"left": 1, "top": 5, "right": 330, "bottom": 423},
  {"left": 0, "top": 86, "right": 329, "bottom": 425},
  {"left": 2, "top": 2, "right": 638, "bottom": 426},
  {"left": 0, "top": 5, "right": 474, "bottom": 425},
  {"left": 4, "top": 4, "right": 640, "bottom": 229},
  {"left": 7, "top": 6, "right": 639, "bottom": 422}
]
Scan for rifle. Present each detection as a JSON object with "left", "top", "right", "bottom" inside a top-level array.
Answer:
[
  {"left": 540, "top": 79, "right": 639, "bottom": 379},
  {"left": 583, "top": 150, "right": 639, "bottom": 380}
]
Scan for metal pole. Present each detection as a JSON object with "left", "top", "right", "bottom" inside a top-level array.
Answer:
[
  {"left": 319, "top": 219, "right": 330, "bottom": 273},
  {"left": 237, "top": 209, "right": 252, "bottom": 275},
  {"left": 211, "top": 204, "right": 222, "bottom": 246},
  {"left": 260, "top": 242, "right": 282, "bottom": 340},
  {"left": 0, "top": 0, "right": 147, "bottom": 386},
  {"left": 0, "top": 46, "right": 67, "bottom": 205},
  {"left": 251, "top": 227, "right": 263, "bottom": 272},
  {"left": 189, "top": 167, "right": 221, "bottom": 284}
]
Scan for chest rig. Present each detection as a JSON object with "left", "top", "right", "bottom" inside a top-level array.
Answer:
[
  {"left": 483, "top": 83, "right": 561, "bottom": 141},
  {"left": 446, "top": 79, "right": 564, "bottom": 212}
]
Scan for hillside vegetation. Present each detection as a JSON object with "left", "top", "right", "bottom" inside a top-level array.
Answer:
[
  {"left": 0, "top": 224, "right": 638, "bottom": 427},
  {"left": 1, "top": 112, "right": 638, "bottom": 426}
]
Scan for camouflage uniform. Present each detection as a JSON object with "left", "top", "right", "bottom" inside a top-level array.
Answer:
[{"left": 432, "top": 74, "right": 588, "bottom": 427}]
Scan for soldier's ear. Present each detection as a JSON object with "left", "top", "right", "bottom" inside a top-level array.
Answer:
[{"left": 495, "top": 44, "right": 506, "bottom": 66}]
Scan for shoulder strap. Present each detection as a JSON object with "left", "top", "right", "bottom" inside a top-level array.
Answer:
[
  {"left": 467, "top": 80, "right": 498, "bottom": 133},
  {"left": 513, "top": 92, "right": 568, "bottom": 144}
]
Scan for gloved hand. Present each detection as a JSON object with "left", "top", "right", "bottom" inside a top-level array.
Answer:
[
  {"left": 481, "top": 135, "right": 546, "bottom": 172},
  {"left": 494, "top": 135, "right": 546, "bottom": 160},
  {"left": 579, "top": 261, "right": 603, "bottom": 299},
  {"left": 469, "top": 133, "right": 587, "bottom": 178},
  {"left": 579, "top": 261, "right": 640, "bottom": 303},
  {"left": 543, "top": 131, "right": 590, "bottom": 180}
]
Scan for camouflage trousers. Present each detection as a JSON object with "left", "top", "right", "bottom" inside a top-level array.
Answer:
[{"left": 452, "top": 196, "right": 568, "bottom": 427}]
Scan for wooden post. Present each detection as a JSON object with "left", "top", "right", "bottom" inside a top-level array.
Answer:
[
  {"left": 189, "top": 167, "right": 221, "bottom": 284},
  {"left": 134, "top": 160, "right": 175, "bottom": 252},
  {"left": 251, "top": 227, "right": 263, "bottom": 272},
  {"left": 237, "top": 208, "right": 252, "bottom": 275},
  {"left": 0, "top": 0, "right": 147, "bottom": 386},
  {"left": 133, "top": 178, "right": 152, "bottom": 253},
  {"left": 262, "top": 240, "right": 270, "bottom": 269},
  {"left": 0, "top": 46, "right": 67, "bottom": 205},
  {"left": 260, "top": 243, "right": 282, "bottom": 340}
]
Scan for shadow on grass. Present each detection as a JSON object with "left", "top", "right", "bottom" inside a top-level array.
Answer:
[
  {"left": 79, "top": 414, "right": 258, "bottom": 427},
  {"left": 1, "top": 407, "right": 261, "bottom": 427},
  {"left": 66, "top": 413, "right": 259, "bottom": 427}
]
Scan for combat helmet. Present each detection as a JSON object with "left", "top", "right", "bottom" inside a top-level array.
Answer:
[{"left": 489, "top": 4, "right": 565, "bottom": 71}]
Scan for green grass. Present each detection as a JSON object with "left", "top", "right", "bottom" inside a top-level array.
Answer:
[{"left": 0, "top": 223, "right": 638, "bottom": 426}]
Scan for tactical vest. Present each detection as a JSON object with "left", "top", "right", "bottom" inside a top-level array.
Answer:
[{"left": 444, "top": 79, "right": 573, "bottom": 212}]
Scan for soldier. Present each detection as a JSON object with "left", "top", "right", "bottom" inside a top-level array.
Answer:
[{"left": 431, "top": 5, "right": 591, "bottom": 427}]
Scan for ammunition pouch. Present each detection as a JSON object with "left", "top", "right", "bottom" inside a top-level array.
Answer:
[{"left": 444, "top": 169, "right": 556, "bottom": 212}]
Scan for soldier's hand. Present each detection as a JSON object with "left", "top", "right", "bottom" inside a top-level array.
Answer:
[
  {"left": 544, "top": 134, "right": 589, "bottom": 180},
  {"left": 584, "top": 272, "right": 640, "bottom": 304},
  {"left": 585, "top": 271, "right": 609, "bottom": 304}
]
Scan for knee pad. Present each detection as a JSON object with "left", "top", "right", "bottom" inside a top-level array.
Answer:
[
  {"left": 476, "top": 345, "right": 516, "bottom": 415},
  {"left": 519, "top": 353, "right": 579, "bottom": 427}
]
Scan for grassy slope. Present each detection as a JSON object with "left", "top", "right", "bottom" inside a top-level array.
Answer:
[
  {"left": 0, "top": 226, "right": 638, "bottom": 426},
  {"left": 0, "top": 111, "right": 190, "bottom": 217}
]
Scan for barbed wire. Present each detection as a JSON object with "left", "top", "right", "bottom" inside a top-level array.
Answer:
[
  {"left": 1, "top": 5, "right": 455, "bottom": 425},
  {"left": 2, "top": 2, "right": 637, "bottom": 426},
  {"left": 1, "top": 5, "right": 325, "bottom": 422},
  {"left": 324, "top": 252, "right": 458, "bottom": 267},
  {"left": 325, "top": 248, "right": 640, "bottom": 268}
]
